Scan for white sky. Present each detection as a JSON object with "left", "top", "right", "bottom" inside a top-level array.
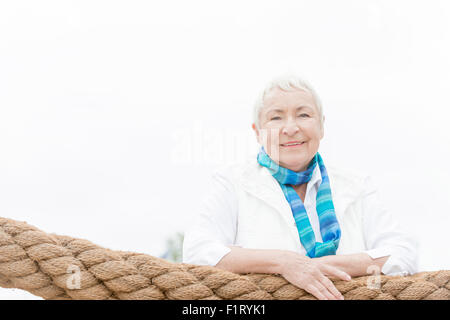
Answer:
[{"left": 1, "top": 0, "right": 449, "bottom": 299}]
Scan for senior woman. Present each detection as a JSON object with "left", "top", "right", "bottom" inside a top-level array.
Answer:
[{"left": 182, "top": 75, "right": 418, "bottom": 300}]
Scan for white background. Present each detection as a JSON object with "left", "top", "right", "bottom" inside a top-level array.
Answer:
[{"left": 1, "top": 0, "right": 449, "bottom": 299}]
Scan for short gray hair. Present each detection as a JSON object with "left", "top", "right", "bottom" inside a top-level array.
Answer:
[{"left": 253, "top": 75, "right": 324, "bottom": 130}]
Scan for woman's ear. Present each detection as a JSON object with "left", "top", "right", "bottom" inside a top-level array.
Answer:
[
  {"left": 252, "top": 123, "right": 261, "bottom": 144},
  {"left": 320, "top": 115, "right": 325, "bottom": 139}
]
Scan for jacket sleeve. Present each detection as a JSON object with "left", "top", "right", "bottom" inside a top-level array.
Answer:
[
  {"left": 182, "top": 168, "right": 238, "bottom": 266},
  {"left": 360, "top": 176, "right": 420, "bottom": 276}
]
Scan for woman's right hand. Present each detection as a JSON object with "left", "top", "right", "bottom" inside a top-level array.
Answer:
[{"left": 279, "top": 251, "right": 351, "bottom": 300}]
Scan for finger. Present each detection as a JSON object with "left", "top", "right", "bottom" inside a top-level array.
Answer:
[
  {"left": 314, "top": 280, "right": 339, "bottom": 300},
  {"left": 319, "top": 274, "right": 344, "bottom": 300},
  {"left": 305, "top": 283, "right": 328, "bottom": 300},
  {"left": 320, "top": 264, "right": 352, "bottom": 281}
]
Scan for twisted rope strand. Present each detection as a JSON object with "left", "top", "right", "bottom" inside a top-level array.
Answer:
[{"left": 1, "top": 217, "right": 449, "bottom": 300}]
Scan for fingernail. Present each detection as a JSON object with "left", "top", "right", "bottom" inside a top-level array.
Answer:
[
  {"left": 340, "top": 295, "right": 345, "bottom": 300},
  {"left": 346, "top": 275, "right": 351, "bottom": 281}
]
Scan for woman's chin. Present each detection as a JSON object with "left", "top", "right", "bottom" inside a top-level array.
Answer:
[
  {"left": 280, "top": 157, "right": 309, "bottom": 171},
  {"left": 280, "top": 151, "right": 307, "bottom": 160}
]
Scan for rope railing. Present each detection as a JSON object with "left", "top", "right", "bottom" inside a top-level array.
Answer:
[{"left": 0, "top": 217, "right": 449, "bottom": 300}]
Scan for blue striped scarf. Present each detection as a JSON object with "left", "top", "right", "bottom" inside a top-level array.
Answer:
[{"left": 256, "top": 146, "right": 341, "bottom": 258}]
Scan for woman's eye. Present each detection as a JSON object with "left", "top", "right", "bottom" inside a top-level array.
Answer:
[{"left": 270, "top": 114, "right": 309, "bottom": 120}]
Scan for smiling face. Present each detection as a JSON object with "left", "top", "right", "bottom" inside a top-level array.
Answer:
[{"left": 252, "top": 87, "right": 324, "bottom": 172}]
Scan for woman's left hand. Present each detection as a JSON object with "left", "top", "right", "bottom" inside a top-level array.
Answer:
[
  {"left": 312, "top": 256, "right": 352, "bottom": 281},
  {"left": 312, "top": 253, "right": 390, "bottom": 278}
]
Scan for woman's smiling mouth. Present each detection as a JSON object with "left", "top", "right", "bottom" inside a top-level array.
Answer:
[{"left": 280, "top": 141, "right": 305, "bottom": 147}]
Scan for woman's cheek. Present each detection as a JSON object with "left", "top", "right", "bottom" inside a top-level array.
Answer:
[{"left": 262, "top": 128, "right": 280, "bottom": 147}]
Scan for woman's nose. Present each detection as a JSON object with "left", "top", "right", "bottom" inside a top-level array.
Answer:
[{"left": 282, "top": 119, "right": 300, "bottom": 136}]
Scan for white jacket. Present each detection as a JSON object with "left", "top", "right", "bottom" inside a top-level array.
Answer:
[{"left": 183, "top": 156, "right": 419, "bottom": 276}]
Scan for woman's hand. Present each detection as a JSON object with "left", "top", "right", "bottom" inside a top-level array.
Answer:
[
  {"left": 279, "top": 251, "right": 351, "bottom": 300},
  {"left": 312, "top": 253, "right": 390, "bottom": 278}
]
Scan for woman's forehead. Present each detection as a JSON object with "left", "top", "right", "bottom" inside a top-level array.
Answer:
[
  {"left": 264, "top": 88, "right": 315, "bottom": 109},
  {"left": 266, "top": 105, "right": 314, "bottom": 114},
  {"left": 263, "top": 97, "right": 316, "bottom": 115}
]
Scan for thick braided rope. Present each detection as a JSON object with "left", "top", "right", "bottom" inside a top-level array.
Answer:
[{"left": 0, "top": 217, "right": 449, "bottom": 300}]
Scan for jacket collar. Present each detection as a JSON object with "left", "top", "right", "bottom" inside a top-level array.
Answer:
[{"left": 237, "top": 156, "right": 357, "bottom": 224}]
